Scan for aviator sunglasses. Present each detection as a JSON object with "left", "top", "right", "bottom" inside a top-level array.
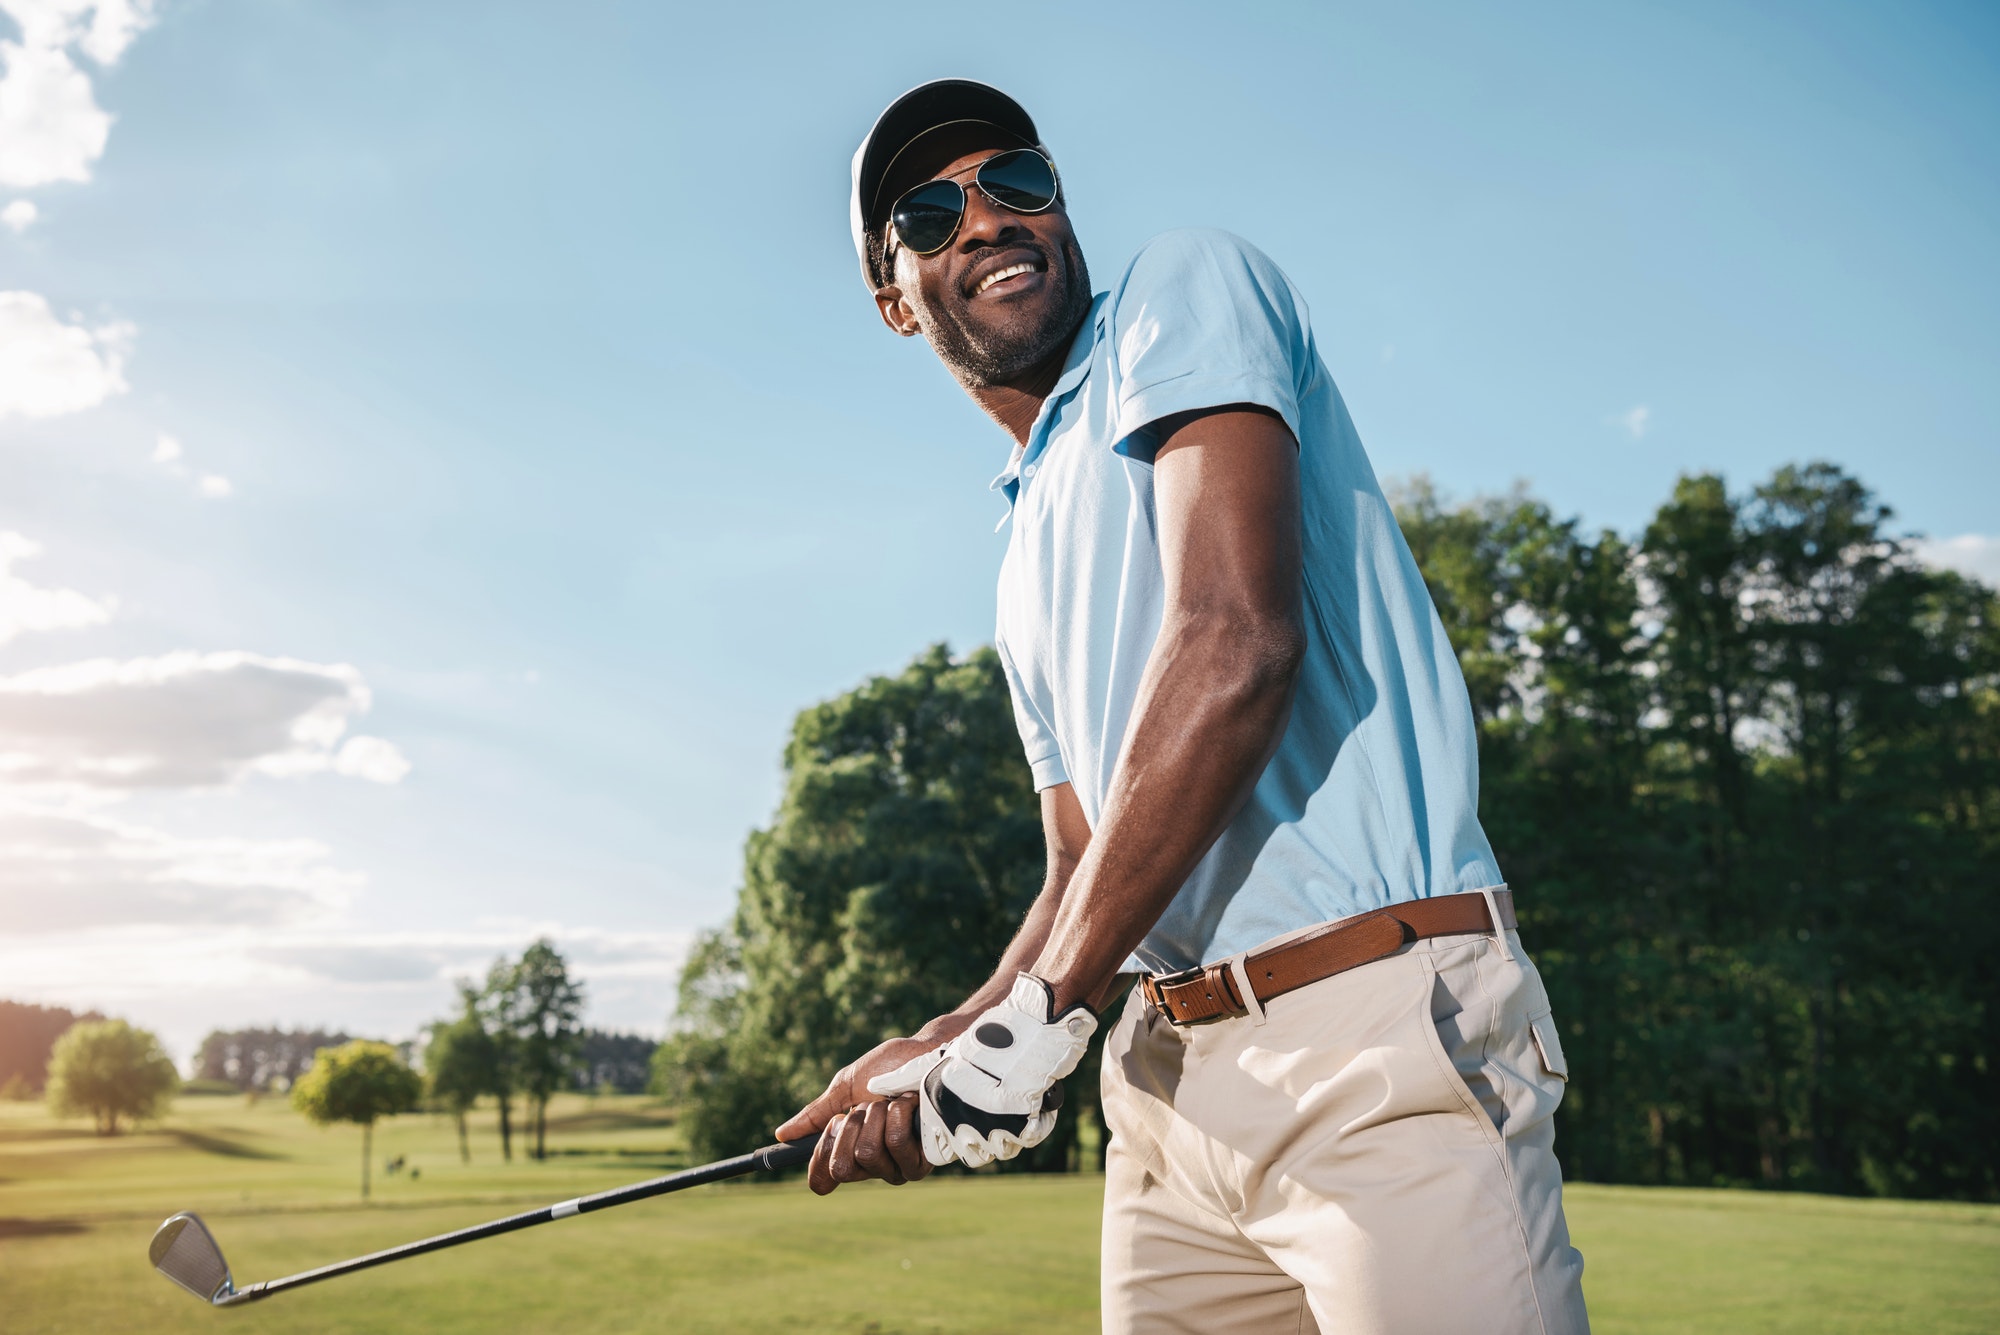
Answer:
[{"left": 884, "top": 148, "right": 1061, "bottom": 271}]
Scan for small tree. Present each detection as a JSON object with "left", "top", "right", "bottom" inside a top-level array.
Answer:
[
  {"left": 477, "top": 958, "right": 525, "bottom": 1162},
  {"left": 513, "top": 939, "right": 585, "bottom": 1160},
  {"left": 291, "top": 1040, "right": 422, "bottom": 1200},
  {"left": 46, "top": 1020, "right": 178, "bottom": 1135},
  {"left": 425, "top": 991, "right": 498, "bottom": 1164}
]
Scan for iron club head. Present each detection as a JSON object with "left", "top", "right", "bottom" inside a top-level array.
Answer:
[{"left": 150, "top": 1212, "right": 238, "bottom": 1305}]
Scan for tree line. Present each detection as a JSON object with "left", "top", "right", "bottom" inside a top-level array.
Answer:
[
  {"left": 191, "top": 1026, "right": 355, "bottom": 1093},
  {"left": 0, "top": 1000, "right": 103, "bottom": 1098},
  {"left": 4, "top": 937, "right": 644, "bottom": 1172},
  {"left": 657, "top": 462, "right": 1998, "bottom": 1201}
]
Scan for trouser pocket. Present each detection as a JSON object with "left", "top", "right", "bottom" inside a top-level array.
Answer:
[{"left": 1529, "top": 1010, "right": 1569, "bottom": 1083}]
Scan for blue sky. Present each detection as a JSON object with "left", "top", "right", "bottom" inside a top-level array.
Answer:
[{"left": 1, "top": 0, "right": 1994, "bottom": 1060}]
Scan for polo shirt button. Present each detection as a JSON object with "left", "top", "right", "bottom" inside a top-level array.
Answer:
[{"left": 1024, "top": 463, "right": 1038, "bottom": 477}]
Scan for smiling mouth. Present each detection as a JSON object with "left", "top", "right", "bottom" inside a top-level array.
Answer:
[{"left": 972, "top": 259, "right": 1044, "bottom": 297}]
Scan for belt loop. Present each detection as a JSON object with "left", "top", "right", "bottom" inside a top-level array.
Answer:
[
  {"left": 1226, "top": 953, "right": 1267, "bottom": 1026},
  {"left": 1479, "top": 883, "right": 1516, "bottom": 962}
]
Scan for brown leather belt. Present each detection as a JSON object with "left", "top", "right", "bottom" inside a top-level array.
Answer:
[{"left": 1140, "top": 889, "right": 1515, "bottom": 1026}]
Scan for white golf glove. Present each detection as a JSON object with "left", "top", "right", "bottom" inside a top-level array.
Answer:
[{"left": 867, "top": 974, "right": 1097, "bottom": 1168}]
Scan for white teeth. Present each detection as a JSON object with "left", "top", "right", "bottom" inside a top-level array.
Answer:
[{"left": 975, "top": 262, "right": 1036, "bottom": 295}]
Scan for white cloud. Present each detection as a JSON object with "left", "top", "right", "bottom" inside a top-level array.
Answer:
[
  {"left": 0, "top": 919, "right": 692, "bottom": 1056},
  {"left": 0, "top": 37, "right": 105, "bottom": 187},
  {"left": 0, "top": 0, "right": 159, "bottom": 188},
  {"left": 0, "top": 530, "right": 111, "bottom": 643},
  {"left": 334, "top": 735, "right": 412, "bottom": 785},
  {"left": 150, "top": 431, "right": 180, "bottom": 463},
  {"left": 0, "top": 650, "right": 411, "bottom": 788},
  {"left": 197, "top": 473, "right": 232, "bottom": 499},
  {"left": 0, "top": 799, "right": 356, "bottom": 933},
  {"left": 1611, "top": 404, "right": 1651, "bottom": 439},
  {"left": 1913, "top": 534, "right": 2000, "bottom": 588},
  {"left": 1, "top": 197, "right": 34, "bottom": 231},
  {"left": 0, "top": 290, "right": 131, "bottom": 418}
]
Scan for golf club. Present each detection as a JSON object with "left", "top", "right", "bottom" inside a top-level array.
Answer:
[{"left": 149, "top": 1134, "right": 821, "bottom": 1307}]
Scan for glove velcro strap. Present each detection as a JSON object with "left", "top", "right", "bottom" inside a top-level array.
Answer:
[{"left": 923, "top": 1064, "right": 1033, "bottom": 1140}]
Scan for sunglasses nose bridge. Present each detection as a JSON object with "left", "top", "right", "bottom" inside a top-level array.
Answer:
[{"left": 955, "top": 181, "right": 1030, "bottom": 249}]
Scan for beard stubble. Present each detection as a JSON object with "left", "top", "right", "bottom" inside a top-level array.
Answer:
[{"left": 912, "top": 237, "right": 1094, "bottom": 390}]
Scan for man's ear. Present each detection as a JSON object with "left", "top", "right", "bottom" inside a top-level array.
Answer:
[{"left": 874, "top": 284, "right": 922, "bottom": 337}]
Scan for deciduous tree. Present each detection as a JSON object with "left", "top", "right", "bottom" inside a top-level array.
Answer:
[
  {"left": 424, "top": 991, "right": 498, "bottom": 1164},
  {"left": 291, "top": 1040, "right": 422, "bottom": 1200},
  {"left": 46, "top": 1019, "right": 178, "bottom": 1136}
]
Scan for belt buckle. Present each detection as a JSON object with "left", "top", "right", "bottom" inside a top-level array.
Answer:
[
  {"left": 1143, "top": 964, "right": 1202, "bottom": 1017},
  {"left": 1147, "top": 963, "right": 1241, "bottom": 1026}
]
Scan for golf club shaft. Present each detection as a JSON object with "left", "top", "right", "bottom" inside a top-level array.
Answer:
[{"left": 216, "top": 1135, "right": 820, "bottom": 1306}]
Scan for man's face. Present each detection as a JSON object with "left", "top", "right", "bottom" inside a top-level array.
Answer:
[{"left": 873, "top": 131, "right": 1092, "bottom": 389}]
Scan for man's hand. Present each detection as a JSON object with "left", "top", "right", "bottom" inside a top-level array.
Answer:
[
  {"left": 867, "top": 974, "right": 1097, "bottom": 1169},
  {"left": 777, "top": 1030, "right": 965, "bottom": 1196}
]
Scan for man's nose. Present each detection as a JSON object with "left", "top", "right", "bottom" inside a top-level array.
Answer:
[{"left": 955, "top": 185, "right": 1029, "bottom": 251}]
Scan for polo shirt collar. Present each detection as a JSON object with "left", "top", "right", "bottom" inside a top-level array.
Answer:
[{"left": 989, "top": 294, "right": 1110, "bottom": 519}]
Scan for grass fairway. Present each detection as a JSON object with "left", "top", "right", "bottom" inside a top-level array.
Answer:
[{"left": 2, "top": 1095, "right": 1995, "bottom": 1333}]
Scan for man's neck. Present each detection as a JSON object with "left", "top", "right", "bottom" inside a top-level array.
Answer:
[{"left": 963, "top": 331, "right": 1077, "bottom": 447}]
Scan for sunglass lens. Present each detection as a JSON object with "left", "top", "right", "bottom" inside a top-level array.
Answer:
[
  {"left": 892, "top": 180, "right": 966, "bottom": 255},
  {"left": 978, "top": 150, "right": 1058, "bottom": 213}
]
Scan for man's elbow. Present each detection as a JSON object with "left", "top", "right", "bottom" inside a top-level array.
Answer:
[
  {"left": 1206, "top": 610, "right": 1306, "bottom": 702},
  {"left": 1249, "top": 615, "right": 1307, "bottom": 697}
]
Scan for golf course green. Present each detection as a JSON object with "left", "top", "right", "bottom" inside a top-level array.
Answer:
[{"left": 1, "top": 1092, "right": 1994, "bottom": 1333}]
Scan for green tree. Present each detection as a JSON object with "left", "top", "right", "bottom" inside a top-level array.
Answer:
[
  {"left": 45, "top": 1019, "right": 178, "bottom": 1135},
  {"left": 512, "top": 939, "right": 585, "bottom": 1160},
  {"left": 291, "top": 1040, "right": 423, "bottom": 1200},
  {"left": 1401, "top": 463, "right": 1999, "bottom": 1198},
  {"left": 476, "top": 956, "right": 525, "bottom": 1162},
  {"left": 658, "top": 644, "right": 1096, "bottom": 1168},
  {"left": 656, "top": 468, "right": 1999, "bottom": 1200},
  {"left": 424, "top": 989, "right": 499, "bottom": 1164}
]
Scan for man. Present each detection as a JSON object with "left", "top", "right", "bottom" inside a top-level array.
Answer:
[{"left": 777, "top": 79, "right": 1590, "bottom": 1334}]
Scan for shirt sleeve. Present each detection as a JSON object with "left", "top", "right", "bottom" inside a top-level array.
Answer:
[
  {"left": 996, "top": 639, "right": 1068, "bottom": 791},
  {"left": 1105, "top": 229, "right": 1312, "bottom": 458}
]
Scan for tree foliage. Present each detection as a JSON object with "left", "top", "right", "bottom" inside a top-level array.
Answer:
[
  {"left": 510, "top": 940, "right": 586, "bottom": 1160},
  {"left": 664, "top": 464, "right": 1996, "bottom": 1200},
  {"left": 420, "top": 941, "right": 589, "bottom": 1162},
  {"left": 570, "top": 1030, "right": 658, "bottom": 1094},
  {"left": 1397, "top": 462, "right": 1999, "bottom": 1198},
  {"left": 291, "top": 1039, "right": 423, "bottom": 1199},
  {"left": 45, "top": 1019, "right": 178, "bottom": 1136},
  {"left": 190, "top": 1027, "right": 351, "bottom": 1093},
  {"left": 0, "top": 1000, "right": 104, "bottom": 1095},
  {"left": 655, "top": 644, "right": 1103, "bottom": 1167},
  {"left": 424, "top": 993, "right": 499, "bottom": 1164}
]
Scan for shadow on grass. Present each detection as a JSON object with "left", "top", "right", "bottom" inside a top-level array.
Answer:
[
  {"left": 544, "top": 1108, "right": 677, "bottom": 1133},
  {"left": 165, "top": 1128, "right": 286, "bottom": 1161},
  {"left": 0, "top": 1126, "right": 104, "bottom": 1145},
  {"left": 0, "top": 1217, "right": 88, "bottom": 1238}
]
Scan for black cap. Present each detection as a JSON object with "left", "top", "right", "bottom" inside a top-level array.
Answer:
[{"left": 850, "top": 79, "right": 1042, "bottom": 289}]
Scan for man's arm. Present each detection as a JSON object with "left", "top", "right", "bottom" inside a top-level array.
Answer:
[
  {"left": 777, "top": 781, "right": 1093, "bottom": 1193},
  {"left": 1031, "top": 405, "right": 1304, "bottom": 1011},
  {"left": 780, "top": 404, "right": 1303, "bottom": 1190}
]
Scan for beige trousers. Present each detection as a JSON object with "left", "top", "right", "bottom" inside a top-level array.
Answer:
[{"left": 1100, "top": 928, "right": 1589, "bottom": 1334}]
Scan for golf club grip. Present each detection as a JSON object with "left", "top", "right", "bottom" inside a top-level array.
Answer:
[{"left": 225, "top": 1134, "right": 822, "bottom": 1304}]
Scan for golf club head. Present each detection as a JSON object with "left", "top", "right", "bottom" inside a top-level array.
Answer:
[{"left": 150, "top": 1212, "right": 237, "bottom": 1305}]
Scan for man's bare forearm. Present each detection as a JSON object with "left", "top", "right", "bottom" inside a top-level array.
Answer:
[
  {"left": 914, "top": 817, "right": 1083, "bottom": 1041},
  {"left": 1031, "top": 611, "right": 1301, "bottom": 1012},
  {"left": 1030, "top": 406, "right": 1305, "bottom": 1014}
]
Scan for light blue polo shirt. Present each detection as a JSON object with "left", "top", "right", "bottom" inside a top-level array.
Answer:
[{"left": 991, "top": 229, "right": 1504, "bottom": 976}]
